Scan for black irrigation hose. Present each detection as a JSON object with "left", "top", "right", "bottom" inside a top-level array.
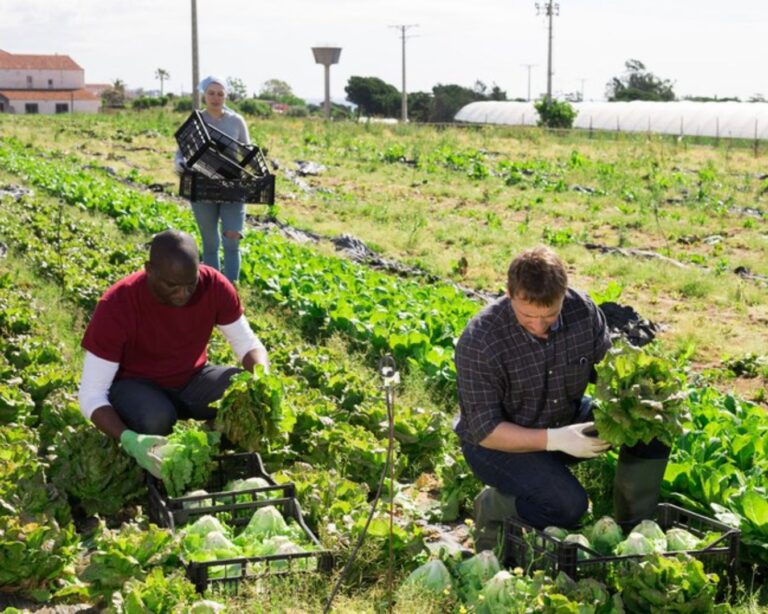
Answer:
[{"left": 323, "top": 355, "right": 399, "bottom": 614}]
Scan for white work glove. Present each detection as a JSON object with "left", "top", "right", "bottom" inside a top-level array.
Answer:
[{"left": 546, "top": 421, "right": 610, "bottom": 459}]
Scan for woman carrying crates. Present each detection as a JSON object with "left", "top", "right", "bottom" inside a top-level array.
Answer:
[{"left": 175, "top": 75, "right": 250, "bottom": 283}]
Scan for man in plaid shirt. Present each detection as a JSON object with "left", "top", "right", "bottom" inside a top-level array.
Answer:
[{"left": 454, "top": 246, "right": 670, "bottom": 551}]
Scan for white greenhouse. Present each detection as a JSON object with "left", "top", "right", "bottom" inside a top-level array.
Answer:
[{"left": 454, "top": 101, "right": 768, "bottom": 140}]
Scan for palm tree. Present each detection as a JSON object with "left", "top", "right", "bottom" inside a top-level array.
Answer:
[
  {"left": 155, "top": 68, "right": 170, "bottom": 96},
  {"left": 102, "top": 78, "right": 126, "bottom": 108}
]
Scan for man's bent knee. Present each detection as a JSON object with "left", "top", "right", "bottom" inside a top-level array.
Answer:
[
  {"left": 133, "top": 409, "right": 176, "bottom": 436},
  {"left": 520, "top": 489, "right": 589, "bottom": 529}
]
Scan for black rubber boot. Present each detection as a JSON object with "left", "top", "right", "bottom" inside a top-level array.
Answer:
[
  {"left": 473, "top": 487, "right": 518, "bottom": 553},
  {"left": 613, "top": 448, "right": 669, "bottom": 531}
]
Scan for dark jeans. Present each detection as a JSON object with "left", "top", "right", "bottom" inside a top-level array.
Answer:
[
  {"left": 461, "top": 397, "right": 670, "bottom": 529},
  {"left": 109, "top": 365, "right": 241, "bottom": 435}
]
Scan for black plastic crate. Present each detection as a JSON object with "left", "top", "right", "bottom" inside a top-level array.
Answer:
[
  {"left": 503, "top": 503, "right": 740, "bottom": 583},
  {"left": 175, "top": 111, "right": 272, "bottom": 180},
  {"left": 178, "top": 171, "right": 275, "bottom": 205},
  {"left": 147, "top": 452, "right": 293, "bottom": 530},
  {"left": 175, "top": 110, "right": 275, "bottom": 204},
  {"left": 175, "top": 112, "right": 244, "bottom": 181},
  {"left": 183, "top": 495, "right": 334, "bottom": 593}
]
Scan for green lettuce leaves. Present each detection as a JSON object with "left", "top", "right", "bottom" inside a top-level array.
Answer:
[
  {"left": 593, "top": 343, "right": 688, "bottom": 448},
  {"left": 157, "top": 422, "right": 220, "bottom": 498},
  {"left": 214, "top": 367, "right": 295, "bottom": 452},
  {"left": 47, "top": 424, "right": 145, "bottom": 516}
]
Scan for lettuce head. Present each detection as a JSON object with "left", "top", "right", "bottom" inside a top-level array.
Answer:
[
  {"left": 615, "top": 532, "right": 655, "bottom": 556},
  {"left": 588, "top": 516, "right": 624, "bottom": 555},
  {"left": 242, "top": 505, "right": 289, "bottom": 538},
  {"left": 631, "top": 520, "right": 666, "bottom": 552}
]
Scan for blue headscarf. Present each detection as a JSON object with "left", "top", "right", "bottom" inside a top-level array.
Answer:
[{"left": 198, "top": 75, "right": 227, "bottom": 94}]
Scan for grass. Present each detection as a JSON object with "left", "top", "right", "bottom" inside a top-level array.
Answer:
[
  {"left": 1, "top": 111, "right": 765, "bottom": 403},
  {"left": 221, "top": 570, "right": 460, "bottom": 613},
  {"left": 0, "top": 251, "right": 84, "bottom": 365},
  {"left": 0, "top": 180, "right": 94, "bottom": 367}
]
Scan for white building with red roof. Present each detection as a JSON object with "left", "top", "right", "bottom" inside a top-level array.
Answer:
[{"left": 0, "top": 49, "right": 100, "bottom": 114}]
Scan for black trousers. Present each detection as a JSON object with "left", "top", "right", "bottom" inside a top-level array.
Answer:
[{"left": 108, "top": 365, "right": 241, "bottom": 435}]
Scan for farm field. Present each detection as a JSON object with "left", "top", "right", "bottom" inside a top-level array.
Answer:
[
  {"left": 0, "top": 110, "right": 766, "bottom": 612},
  {"left": 2, "top": 111, "right": 766, "bottom": 397}
]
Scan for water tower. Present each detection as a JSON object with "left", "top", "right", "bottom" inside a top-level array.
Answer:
[{"left": 311, "top": 46, "right": 342, "bottom": 120}]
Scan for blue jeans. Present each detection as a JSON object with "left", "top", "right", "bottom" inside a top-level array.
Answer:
[
  {"left": 461, "top": 398, "right": 669, "bottom": 529},
  {"left": 109, "top": 365, "right": 241, "bottom": 435},
  {"left": 191, "top": 200, "right": 245, "bottom": 283}
]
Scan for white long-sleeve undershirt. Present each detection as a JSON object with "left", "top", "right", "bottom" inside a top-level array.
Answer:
[{"left": 217, "top": 314, "right": 264, "bottom": 361}]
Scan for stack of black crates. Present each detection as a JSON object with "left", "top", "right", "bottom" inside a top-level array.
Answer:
[
  {"left": 175, "top": 110, "right": 275, "bottom": 205},
  {"left": 147, "top": 452, "right": 333, "bottom": 593},
  {"left": 503, "top": 502, "right": 740, "bottom": 585}
]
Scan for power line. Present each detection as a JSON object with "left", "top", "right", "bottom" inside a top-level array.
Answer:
[
  {"left": 535, "top": 2, "right": 559, "bottom": 102},
  {"left": 389, "top": 24, "right": 418, "bottom": 122}
]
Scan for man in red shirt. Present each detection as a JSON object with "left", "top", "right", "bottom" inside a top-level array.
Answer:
[{"left": 78, "top": 230, "right": 269, "bottom": 476}]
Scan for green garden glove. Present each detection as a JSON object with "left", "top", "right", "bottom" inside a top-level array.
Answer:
[{"left": 119, "top": 429, "right": 167, "bottom": 478}]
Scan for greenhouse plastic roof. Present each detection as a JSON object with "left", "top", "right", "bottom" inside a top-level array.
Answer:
[{"left": 454, "top": 101, "right": 768, "bottom": 140}]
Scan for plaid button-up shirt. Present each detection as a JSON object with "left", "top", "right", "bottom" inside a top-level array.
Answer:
[{"left": 453, "top": 289, "right": 612, "bottom": 445}]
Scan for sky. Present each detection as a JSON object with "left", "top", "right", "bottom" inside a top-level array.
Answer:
[{"left": 0, "top": 0, "right": 766, "bottom": 103}]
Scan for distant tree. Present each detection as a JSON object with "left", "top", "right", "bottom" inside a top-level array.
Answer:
[
  {"left": 534, "top": 98, "right": 577, "bottom": 128},
  {"left": 226, "top": 77, "right": 248, "bottom": 102},
  {"left": 345, "top": 76, "right": 505, "bottom": 122},
  {"left": 407, "top": 91, "right": 433, "bottom": 123},
  {"left": 259, "top": 79, "right": 293, "bottom": 100},
  {"left": 473, "top": 80, "right": 490, "bottom": 98},
  {"left": 345, "top": 76, "right": 400, "bottom": 117},
  {"left": 430, "top": 83, "right": 478, "bottom": 122},
  {"left": 237, "top": 99, "right": 273, "bottom": 117},
  {"left": 606, "top": 60, "right": 675, "bottom": 101},
  {"left": 132, "top": 95, "right": 167, "bottom": 110},
  {"left": 330, "top": 102, "right": 354, "bottom": 120},
  {"left": 155, "top": 68, "right": 170, "bottom": 96},
  {"left": 489, "top": 83, "right": 508, "bottom": 101},
  {"left": 428, "top": 80, "right": 505, "bottom": 122},
  {"left": 174, "top": 96, "right": 194, "bottom": 112},
  {"left": 102, "top": 79, "right": 126, "bottom": 108},
  {"left": 257, "top": 79, "right": 306, "bottom": 107},
  {"left": 748, "top": 93, "right": 766, "bottom": 103},
  {"left": 471, "top": 81, "right": 507, "bottom": 101}
]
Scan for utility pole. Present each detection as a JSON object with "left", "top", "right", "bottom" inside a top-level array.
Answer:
[
  {"left": 579, "top": 78, "right": 586, "bottom": 102},
  {"left": 389, "top": 24, "right": 418, "bottom": 122},
  {"left": 191, "top": 0, "right": 200, "bottom": 109},
  {"left": 535, "top": 2, "right": 559, "bottom": 102},
  {"left": 521, "top": 63, "right": 537, "bottom": 101}
]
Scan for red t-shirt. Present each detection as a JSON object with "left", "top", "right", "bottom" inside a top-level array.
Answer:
[{"left": 82, "top": 265, "right": 243, "bottom": 388}]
